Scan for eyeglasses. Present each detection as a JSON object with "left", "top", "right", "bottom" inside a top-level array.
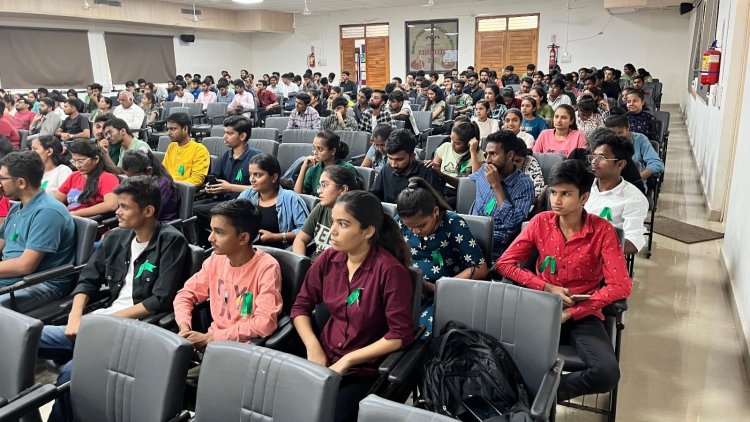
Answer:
[
  {"left": 586, "top": 155, "right": 619, "bottom": 164},
  {"left": 70, "top": 157, "right": 92, "bottom": 166},
  {"left": 318, "top": 181, "right": 338, "bottom": 190},
  {"left": 0, "top": 176, "right": 17, "bottom": 181}
]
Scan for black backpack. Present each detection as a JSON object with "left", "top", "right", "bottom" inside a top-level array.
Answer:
[{"left": 419, "top": 321, "right": 533, "bottom": 421}]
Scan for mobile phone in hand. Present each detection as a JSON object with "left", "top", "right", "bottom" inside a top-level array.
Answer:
[
  {"left": 205, "top": 175, "right": 218, "bottom": 186},
  {"left": 570, "top": 294, "right": 591, "bottom": 302}
]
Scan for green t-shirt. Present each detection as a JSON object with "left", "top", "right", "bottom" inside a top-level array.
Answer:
[
  {"left": 117, "top": 139, "right": 152, "bottom": 167},
  {"left": 303, "top": 160, "right": 358, "bottom": 196},
  {"left": 300, "top": 204, "right": 333, "bottom": 260}
]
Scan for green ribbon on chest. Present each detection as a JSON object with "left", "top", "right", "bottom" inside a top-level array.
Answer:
[{"left": 538, "top": 256, "right": 557, "bottom": 274}]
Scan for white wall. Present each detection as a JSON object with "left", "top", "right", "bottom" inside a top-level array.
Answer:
[
  {"left": 0, "top": 15, "right": 255, "bottom": 90},
  {"left": 247, "top": 0, "right": 690, "bottom": 103}
]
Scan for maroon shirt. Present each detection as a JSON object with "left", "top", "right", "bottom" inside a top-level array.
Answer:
[
  {"left": 256, "top": 89, "right": 279, "bottom": 109},
  {"left": 290, "top": 245, "right": 414, "bottom": 376}
]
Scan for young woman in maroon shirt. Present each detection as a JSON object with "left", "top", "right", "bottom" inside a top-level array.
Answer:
[{"left": 291, "top": 191, "right": 414, "bottom": 421}]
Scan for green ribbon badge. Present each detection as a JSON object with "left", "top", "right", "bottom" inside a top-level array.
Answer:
[
  {"left": 10, "top": 231, "right": 19, "bottom": 241},
  {"left": 235, "top": 168, "right": 244, "bottom": 182},
  {"left": 240, "top": 292, "right": 253, "bottom": 317},
  {"left": 599, "top": 207, "right": 613, "bottom": 222},
  {"left": 484, "top": 198, "right": 497, "bottom": 215},
  {"left": 345, "top": 288, "right": 363, "bottom": 306},
  {"left": 459, "top": 161, "right": 470, "bottom": 174},
  {"left": 432, "top": 250, "right": 444, "bottom": 267},
  {"left": 41, "top": 181, "right": 49, "bottom": 190},
  {"left": 178, "top": 165, "right": 185, "bottom": 176},
  {"left": 135, "top": 260, "right": 156, "bottom": 279},
  {"left": 538, "top": 256, "right": 557, "bottom": 274}
]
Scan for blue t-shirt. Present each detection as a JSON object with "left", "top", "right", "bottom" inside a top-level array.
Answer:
[
  {"left": 521, "top": 116, "right": 548, "bottom": 140},
  {"left": 0, "top": 191, "right": 76, "bottom": 293},
  {"left": 397, "top": 211, "right": 485, "bottom": 284}
]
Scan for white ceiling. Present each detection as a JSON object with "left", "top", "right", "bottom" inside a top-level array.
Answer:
[{"left": 163, "top": 0, "right": 480, "bottom": 13}]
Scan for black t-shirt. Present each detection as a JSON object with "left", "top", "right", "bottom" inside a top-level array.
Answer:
[
  {"left": 601, "top": 81, "right": 621, "bottom": 100},
  {"left": 340, "top": 81, "right": 357, "bottom": 96},
  {"left": 62, "top": 114, "right": 91, "bottom": 135},
  {"left": 370, "top": 160, "right": 446, "bottom": 203},
  {"left": 258, "top": 204, "right": 284, "bottom": 249}
]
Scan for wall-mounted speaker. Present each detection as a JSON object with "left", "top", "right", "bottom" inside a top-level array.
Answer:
[
  {"left": 180, "top": 34, "right": 196, "bottom": 43},
  {"left": 680, "top": 2, "right": 695, "bottom": 15}
]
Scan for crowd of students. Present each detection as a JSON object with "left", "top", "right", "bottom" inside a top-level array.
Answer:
[{"left": 0, "top": 61, "right": 665, "bottom": 421}]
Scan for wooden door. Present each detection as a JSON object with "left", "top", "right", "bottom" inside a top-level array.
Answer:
[
  {"left": 505, "top": 29, "right": 538, "bottom": 74},
  {"left": 475, "top": 31, "right": 506, "bottom": 72},
  {"left": 340, "top": 37, "right": 356, "bottom": 80},
  {"left": 364, "top": 36, "right": 389, "bottom": 89}
]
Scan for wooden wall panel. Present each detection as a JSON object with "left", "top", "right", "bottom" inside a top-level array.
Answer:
[
  {"left": 505, "top": 29, "right": 538, "bottom": 75},
  {"left": 475, "top": 19, "right": 539, "bottom": 78},
  {"left": 365, "top": 36, "right": 389, "bottom": 89},
  {"left": 476, "top": 32, "right": 506, "bottom": 71},
  {"left": 340, "top": 37, "right": 356, "bottom": 81}
]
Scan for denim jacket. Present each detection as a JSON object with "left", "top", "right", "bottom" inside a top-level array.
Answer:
[
  {"left": 238, "top": 186, "right": 310, "bottom": 241},
  {"left": 71, "top": 223, "right": 189, "bottom": 314}
]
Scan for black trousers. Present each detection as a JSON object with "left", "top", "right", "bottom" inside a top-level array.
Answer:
[
  {"left": 335, "top": 375, "right": 376, "bottom": 422},
  {"left": 557, "top": 316, "right": 620, "bottom": 401}
]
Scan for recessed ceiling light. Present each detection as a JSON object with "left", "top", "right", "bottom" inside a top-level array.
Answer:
[{"left": 232, "top": 0, "right": 264, "bottom": 4}]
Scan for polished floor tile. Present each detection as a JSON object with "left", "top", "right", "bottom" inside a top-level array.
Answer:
[{"left": 557, "top": 105, "right": 750, "bottom": 421}]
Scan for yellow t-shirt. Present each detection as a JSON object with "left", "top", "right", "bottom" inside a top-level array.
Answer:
[{"left": 163, "top": 140, "right": 210, "bottom": 187}]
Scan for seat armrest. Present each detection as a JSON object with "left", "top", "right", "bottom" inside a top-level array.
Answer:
[
  {"left": 613, "top": 299, "right": 628, "bottom": 313},
  {"left": 263, "top": 320, "right": 295, "bottom": 349},
  {"left": 0, "top": 265, "right": 77, "bottom": 295},
  {"left": 0, "top": 383, "right": 64, "bottom": 421},
  {"left": 530, "top": 359, "right": 563, "bottom": 421},
  {"left": 166, "top": 410, "right": 191, "bottom": 422},
  {"left": 142, "top": 312, "right": 169, "bottom": 325},
  {"left": 386, "top": 340, "right": 429, "bottom": 384},
  {"left": 159, "top": 312, "right": 177, "bottom": 329}
]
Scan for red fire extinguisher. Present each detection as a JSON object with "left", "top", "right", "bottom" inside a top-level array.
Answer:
[
  {"left": 700, "top": 41, "right": 721, "bottom": 85},
  {"left": 548, "top": 43, "right": 559, "bottom": 72}
]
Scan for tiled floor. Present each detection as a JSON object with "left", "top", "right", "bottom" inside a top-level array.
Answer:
[
  {"left": 35, "top": 105, "right": 750, "bottom": 421},
  {"left": 556, "top": 104, "right": 750, "bottom": 421}
]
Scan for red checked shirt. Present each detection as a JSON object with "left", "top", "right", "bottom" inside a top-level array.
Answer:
[
  {"left": 496, "top": 211, "right": 632, "bottom": 320},
  {"left": 290, "top": 246, "right": 414, "bottom": 376}
]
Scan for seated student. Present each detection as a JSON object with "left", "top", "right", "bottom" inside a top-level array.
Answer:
[
  {"left": 287, "top": 93, "right": 321, "bottom": 130},
  {"left": 38, "top": 176, "right": 189, "bottom": 422},
  {"left": 532, "top": 105, "right": 588, "bottom": 157},
  {"left": 121, "top": 150, "right": 180, "bottom": 223},
  {"left": 293, "top": 165, "right": 358, "bottom": 260},
  {"left": 503, "top": 108, "right": 535, "bottom": 149},
  {"left": 396, "top": 177, "right": 487, "bottom": 336},
  {"left": 625, "top": 88, "right": 657, "bottom": 141},
  {"left": 427, "top": 120, "right": 484, "bottom": 204},
  {"left": 139, "top": 93, "right": 160, "bottom": 125},
  {"left": 0, "top": 102, "right": 20, "bottom": 148},
  {"left": 31, "top": 135, "right": 73, "bottom": 195},
  {"left": 101, "top": 117, "right": 151, "bottom": 172},
  {"left": 471, "top": 100, "right": 500, "bottom": 140},
  {"left": 512, "top": 143, "right": 545, "bottom": 199},
  {"left": 321, "top": 97, "right": 358, "bottom": 131},
  {"left": 55, "top": 139, "right": 120, "bottom": 217},
  {"left": 496, "top": 159, "right": 632, "bottom": 402},
  {"left": 295, "top": 130, "right": 358, "bottom": 196},
  {"left": 575, "top": 95, "right": 605, "bottom": 144},
  {"left": 520, "top": 96, "right": 547, "bottom": 140},
  {"left": 603, "top": 113, "right": 664, "bottom": 180},
  {"left": 478, "top": 84, "right": 506, "bottom": 121},
  {"left": 422, "top": 84, "right": 446, "bottom": 134},
  {"left": 0, "top": 151, "right": 75, "bottom": 312},
  {"left": 446, "top": 79, "right": 474, "bottom": 117},
  {"left": 530, "top": 87, "right": 554, "bottom": 121},
  {"left": 174, "top": 199, "right": 282, "bottom": 395},
  {"left": 361, "top": 123, "right": 392, "bottom": 175},
  {"left": 162, "top": 112, "right": 210, "bottom": 187},
  {"left": 238, "top": 153, "right": 309, "bottom": 249},
  {"left": 55, "top": 98, "right": 90, "bottom": 142},
  {"left": 291, "top": 191, "right": 414, "bottom": 422},
  {"left": 501, "top": 87, "right": 522, "bottom": 110},
  {"left": 0, "top": 137, "right": 13, "bottom": 226},
  {"left": 12, "top": 98, "right": 36, "bottom": 131},
  {"left": 469, "top": 130, "right": 535, "bottom": 259},
  {"left": 370, "top": 129, "right": 445, "bottom": 204},
  {"left": 28, "top": 98, "right": 63, "bottom": 143},
  {"left": 585, "top": 132, "right": 649, "bottom": 254},
  {"left": 358, "top": 89, "right": 395, "bottom": 133}
]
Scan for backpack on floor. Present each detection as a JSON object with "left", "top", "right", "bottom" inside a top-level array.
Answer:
[{"left": 419, "top": 321, "right": 533, "bottom": 422}]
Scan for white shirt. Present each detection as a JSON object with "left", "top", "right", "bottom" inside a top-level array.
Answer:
[
  {"left": 93, "top": 237, "right": 150, "bottom": 315},
  {"left": 43, "top": 164, "right": 73, "bottom": 195},
  {"left": 113, "top": 104, "right": 146, "bottom": 133},
  {"left": 585, "top": 177, "right": 649, "bottom": 251},
  {"left": 517, "top": 131, "right": 535, "bottom": 149},
  {"left": 279, "top": 82, "right": 300, "bottom": 98},
  {"left": 174, "top": 92, "right": 195, "bottom": 103},
  {"left": 472, "top": 117, "right": 500, "bottom": 139},
  {"left": 548, "top": 94, "right": 572, "bottom": 111}
]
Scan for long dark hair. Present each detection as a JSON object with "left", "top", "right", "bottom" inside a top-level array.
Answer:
[
  {"left": 121, "top": 149, "right": 180, "bottom": 209},
  {"left": 36, "top": 135, "right": 72, "bottom": 167},
  {"left": 322, "top": 165, "right": 359, "bottom": 191},
  {"left": 530, "top": 87, "right": 549, "bottom": 105},
  {"left": 336, "top": 191, "right": 411, "bottom": 267},
  {"left": 423, "top": 84, "right": 445, "bottom": 111},
  {"left": 248, "top": 153, "right": 281, "bottom": 190},
  {"left": 397, "top": 177, "right": 452, "bottom": 218},
  {"left": 556, "top": 104, "right": 578, "bottom": 131},
  {"left": 316, "top": 130, "right": 349, "bottom": 160},
  {"left": 68, "top": 139, "right": 117, "bottom": 205}
]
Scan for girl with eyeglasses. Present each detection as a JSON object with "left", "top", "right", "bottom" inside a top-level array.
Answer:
[
  {"left": 292, "top": 165, "right": 359, "bottom": 260},
  {"left": 54, "top": 139, "right": 119, "bottom": 217},
  {"left": 294, "top": 130, "right": 358, "bottom": 197}
]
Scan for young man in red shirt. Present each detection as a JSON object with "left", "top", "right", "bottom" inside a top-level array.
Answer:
[{"left": 496, "top": 159, "right": 632, "bottom": 401}]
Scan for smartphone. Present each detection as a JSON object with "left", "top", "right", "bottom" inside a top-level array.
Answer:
[
  {"left": 570, "top": 294, "right": 591, "bottom": 302},
  {"left": 459, "top": 395, "right": 503, "bottom": 421},
  {"left": 205, "top": 175, "right": 218, "bottom": 186}
]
